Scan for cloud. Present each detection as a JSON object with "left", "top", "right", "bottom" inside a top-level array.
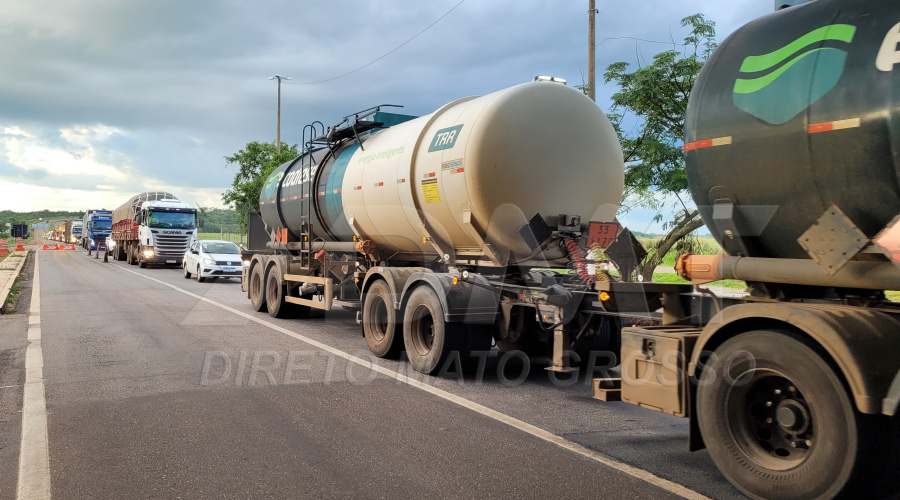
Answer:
[{"left": 0, "top": 0, "right": 771, "bottom": 218}]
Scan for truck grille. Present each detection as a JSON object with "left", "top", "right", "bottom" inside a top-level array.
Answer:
[{"left": 154, "top": 234, "right": 191, "bottom": 257}]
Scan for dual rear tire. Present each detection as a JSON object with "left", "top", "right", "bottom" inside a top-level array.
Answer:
[{"left": 697, "top": 331, "right": 896, "bottom": 500}]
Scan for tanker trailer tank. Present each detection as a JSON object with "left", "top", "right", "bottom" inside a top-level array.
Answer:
[
  {"left": 684, "top": 0, "right": 900, "bottom": 293},
  {"left": 259, "top": 80, "right": 625, "bottom": 267}
]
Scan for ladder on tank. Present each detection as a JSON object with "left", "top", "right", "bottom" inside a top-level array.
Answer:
[{"left": 298, "top": 122, "right": 325, "bottom": 270}]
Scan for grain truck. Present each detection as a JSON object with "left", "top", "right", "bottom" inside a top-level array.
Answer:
[
  {"left": 241, "top": 1, "right": 900, "bottom": 497},
  {"left": 108, "top": 192, "right": 200, "bottom": 267}
]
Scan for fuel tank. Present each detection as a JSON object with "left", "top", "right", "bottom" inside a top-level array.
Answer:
[
  {"left": 260, "top": 81, "right": 625, "bottom": 265},
  {"left": 685, "top": 0, "right": 900, "bottom": 259}
]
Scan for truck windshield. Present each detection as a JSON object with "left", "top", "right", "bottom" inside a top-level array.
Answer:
[
  {"left": 148, "top": 211, "right": 196, "bottom": 229},
  {"left": 92, "top": 220, "right": 112, "bottom": 231}
]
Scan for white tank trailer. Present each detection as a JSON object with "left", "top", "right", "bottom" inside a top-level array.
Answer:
[{"left": 258, "top": 81, "right": 624, "bottom": 267}]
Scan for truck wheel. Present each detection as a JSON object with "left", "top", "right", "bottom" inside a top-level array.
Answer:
[
  {"left": 697, "top": 331, "right": 872, "bottom": 500},
  {"left": 402, "top": 286, "right": 462, "bottom": 374},
  {"left": 127, "top": 245, "right": 136, "bottom": 265},
  {"left": 362, "top": 280, "right": 402, "bottom": 358},
  {"left": 248, "top": 263, "right": 266, "bottom": 312},
  {"left": 183, "top": 265, "right": 191, "bottom": 279},
  {"left": 265, "top": 272, "right": 289, "bottom": 318},
  {"left": 138, "top": 252, "right": 148, "bottom": 268}
]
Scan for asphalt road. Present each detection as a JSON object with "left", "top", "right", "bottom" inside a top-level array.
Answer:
[{"left": 0, "top": 243, "right": 749, "bottom": 499}]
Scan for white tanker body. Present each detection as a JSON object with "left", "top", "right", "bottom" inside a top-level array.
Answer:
[{"left": 258, "top": 81, "right": 624, "bottom": 267}]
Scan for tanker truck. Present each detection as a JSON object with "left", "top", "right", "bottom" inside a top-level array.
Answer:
[
  {"left": 108, "top": 192, "right": 200, "bottom": 267},
  {"left": 241, "top": 2, "right": 900, "bottom": 497}
]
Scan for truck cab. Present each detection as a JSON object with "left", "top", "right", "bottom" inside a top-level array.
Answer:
[{"left": 134, "top": 200, "right": 199, "bottom": 265}]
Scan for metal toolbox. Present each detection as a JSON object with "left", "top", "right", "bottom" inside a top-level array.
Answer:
[{"left": 620, "top": 326, "right": 702, "bottom": 417}]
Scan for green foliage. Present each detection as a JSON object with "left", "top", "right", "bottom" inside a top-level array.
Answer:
[
  {"left": 605, "top": 14, "right": 716, "bottom": 200},
  {"left": 0, "top": 210, "right": 83, "bottom": 238},
  {"left": 651, "top": 272, "right": 746, "bottom": 290},
  {"left": 221, "top": 141, "right": 299, "bottom": 231},
  {"left": 603, "top": 14, "right": 717, "bottom": 279}
]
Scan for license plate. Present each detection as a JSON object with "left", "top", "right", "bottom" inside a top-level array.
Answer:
[
  {"left": 166, "top": 259, "right": 177, "bottom": 264},
  {"left": 224, "top": 267, "right": 236, "bottom": 272}
]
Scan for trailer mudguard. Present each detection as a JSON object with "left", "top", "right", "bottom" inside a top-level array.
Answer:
[
  {"left": 360, "top": 267, "right": 431, "bottom": 309},
  {"left": 688, "top": 302, "right": 900, "bottom": 414},
  {"left": 886, "top": 369, "right": 900, "bottom": 417},
  {"left": 400, "top": 272, "right": 499, "bottom": 324}
]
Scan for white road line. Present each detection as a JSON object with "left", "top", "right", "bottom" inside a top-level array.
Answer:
[
  {"left": 18, "top": 255, "right": 51, "bottom": 499},
  {"left": 118, "top": 265, "right": 711, "bottom": 500}
]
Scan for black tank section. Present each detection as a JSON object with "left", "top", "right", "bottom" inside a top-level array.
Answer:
[
  {"left": 685, "top": 0, "right": 900, "bottom": 259},
  {"left": 259, "top": 143, "right": 358, "bottom": 244}
]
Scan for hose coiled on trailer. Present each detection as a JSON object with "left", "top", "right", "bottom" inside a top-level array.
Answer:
[{"left": 565, "top": 239, "right": 595, "bottom": 285}]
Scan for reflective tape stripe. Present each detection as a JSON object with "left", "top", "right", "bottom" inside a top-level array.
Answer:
[
  {"left": 809, "top": 118, "right": 860, "bottom": 134},
  {"left": 683, "top": 136, "right": 732, "bottom": 152}
]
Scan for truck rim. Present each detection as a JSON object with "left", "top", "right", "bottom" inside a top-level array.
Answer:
[
  {"left": 250, "top": 269, "right": 262, "bottom": 299},
  {"left": 726, "top": 368, "right": 813, "bottom": 470},
  {"left": 408, "top": 304, "right": 436, "bottom": 356}
]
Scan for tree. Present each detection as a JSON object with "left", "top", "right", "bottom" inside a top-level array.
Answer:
[
  {"left": 222, "top": 141, "right": 299, "bottom": 231},
  {"left": 604, "top": 14, "right": 716, "bottom": 279}
]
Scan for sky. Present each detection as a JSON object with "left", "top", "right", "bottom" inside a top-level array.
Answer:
[{"left": 0, "top": 0, "right": 773, "bottom": 231}]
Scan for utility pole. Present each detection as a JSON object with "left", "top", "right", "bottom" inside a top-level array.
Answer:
[
  {"left": 588, "top": 0, "right": 597, "bottom": 102},
  {"left": 268, "top": 75, "right": 292, "bottom": 154}
]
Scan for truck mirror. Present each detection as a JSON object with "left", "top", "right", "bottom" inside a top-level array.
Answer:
[
  {"left": 135, "top": 214, "right": 143, "bottom": 224},
  {"left": 198, "top": 218, "right": 205, "bottom": 229}
]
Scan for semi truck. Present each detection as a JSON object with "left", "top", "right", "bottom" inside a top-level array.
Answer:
[
  {"left": 240, "top": 1, "right": 899, "bottom": 498},
  {"left": 81, "top": 209, "right": 112, "bottom": 251},
  {"left": 108, "top": 192, "right": 200, "bottom": 267},
  {"left": 63, "top": 220, "right": 82, "bottom": 245}
]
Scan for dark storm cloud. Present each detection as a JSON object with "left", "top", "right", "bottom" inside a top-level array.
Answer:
[{"left": 0, "top": 0, "right": 770, "bottom": 210}]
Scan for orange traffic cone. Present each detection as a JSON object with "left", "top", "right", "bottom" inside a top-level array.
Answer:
[
  {"left": 0, "top": 239, "right": 7, "bottom": 257},
  {"left": 15, "top": 237, "right": 24, "bottom": 251}
]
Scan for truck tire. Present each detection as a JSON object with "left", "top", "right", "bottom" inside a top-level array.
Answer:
[
  {"left": 697, "top": 330, "right": 876, "bottom": 500},
  {"left": 138, "top": 253, "right": 147, "bottom": 268},
  {"left": 362, "top": 280, "right": 402, "bottom": 358},
  {"left": 127, "top": 244, "right": 136, "bottom": 265},
  {"left": 248, "top": 263, "right": 266, "bottom": 312},
  {"left": 265, "top": 271, "right": 289, "bottom": 318},
  {"left": 402, "top": 286, "right": 463, "bottom": 374}
]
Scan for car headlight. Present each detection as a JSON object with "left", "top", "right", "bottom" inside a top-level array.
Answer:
[{"left": 203, "top": 258, "right": 216, "bottom": 265}]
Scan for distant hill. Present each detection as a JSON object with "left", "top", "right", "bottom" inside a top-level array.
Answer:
[{"left": 0, "top": 210, "right": 84, "bottom": 236}]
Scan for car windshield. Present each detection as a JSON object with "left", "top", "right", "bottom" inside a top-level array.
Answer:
[
  {"left": 148, "top": 211, "right": 196, "bottom": 229},
  {"left": 92, "top": 220, "right": 112, "bottom": 231},
  {"left": 202, "top": 242, "right": 240, "bottom": 254}
]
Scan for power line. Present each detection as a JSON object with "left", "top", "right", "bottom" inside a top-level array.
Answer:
[
  {"left": 597, "top": 36, "right": 692, "bottom": 47},
  {"left": 286, "top": 0, "right": 465, "bottom": 85}
]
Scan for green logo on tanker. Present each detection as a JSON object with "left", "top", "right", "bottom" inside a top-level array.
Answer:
[
  {"left": 428, "top": 124, "right": 463, "bottom": 152},
  {"left": 264, "top": 172, "right": 284, "bottom": 200},
  {"left": 733, "top": 24, "right": 856, "bottom": 125}
]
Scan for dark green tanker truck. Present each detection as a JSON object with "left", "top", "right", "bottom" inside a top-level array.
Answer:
[{"left": 664, "top": 0, "right": 900, "bottom": 498}]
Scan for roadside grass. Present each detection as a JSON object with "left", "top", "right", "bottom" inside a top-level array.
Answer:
[
  {"left": 637, "top": 235, "right": 724, "bottom": 267},
  {"left": 197, "top": 232, "right": 245, "bottom": 245},
  {"left": 652, "top": 272, "right": 747, "bottom": 290},
  {"left": 5, "top": 284, "right": 23, "bottom": 305}
]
